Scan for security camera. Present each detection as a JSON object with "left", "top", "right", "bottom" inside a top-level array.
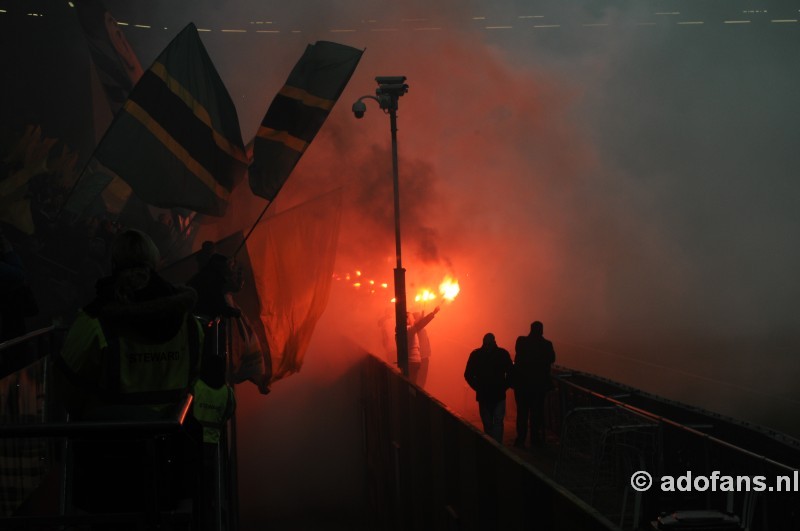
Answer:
[{"left": 352, "top": 100, "right": 367, "bottom": 119}]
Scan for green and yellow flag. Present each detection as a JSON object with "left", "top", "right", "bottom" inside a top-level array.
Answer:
[
  {"left": 93, "top": 23, "right": 246, "bottom": 216},
  {"left": 249, "top": 41, "right": 362, "bottom": 201}
]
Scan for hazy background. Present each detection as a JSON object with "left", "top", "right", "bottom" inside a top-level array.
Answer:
[
  {"left": 98, "top": 0, "right": 800, "bottom": 432},
  {"left": 3, "top": 0, "right": 799, "bottom": 527}
]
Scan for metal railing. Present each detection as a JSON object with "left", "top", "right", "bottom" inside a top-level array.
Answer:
[
  {"left": 1, "top": 394, "right": 195, "bottom": 530},
  {"left": 361, "top": 355, "right": 800, "bottom": 530},
  {"left": 0, "top": 324, "right": 238, "bottom": 531},
  {"left": 550, "top": 370, "right": 800, "bottom": 530},
  {"left": 361, "top": 354, "right": 619, "bottom": 531}
]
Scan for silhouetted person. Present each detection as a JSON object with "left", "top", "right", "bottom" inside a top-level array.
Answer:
[
  {"left": 195, "top": 239, "right": 216, "bottom": 270},
  {"left": 0, "top": 229, "right": 38, "bottom": 375},
  {"left": 407, "top": 305, "right": 439, "bottom": 386},
  {"left": 464, "top": 333, "right": 513, "bottom": 444},
  {"left": 189, "top": 250, "right": 270, "bottom": 394},
  {"left": 192, "top": 346, "right": 235, "bottom": 531},
  {"left": 513, "top": 321, "right": 556, "bottom": 448},
  {"left": 188, "top": 252, "right": 242, "bottom": 387},
  {"left": 188, "top": 253, "right": 242, "bottom": 321},
  {"left": 54, "top": 229, "right": 203, "bottom": 519},
  {"left": 415, "top": 310, "right": 434, "bottom": 387}
]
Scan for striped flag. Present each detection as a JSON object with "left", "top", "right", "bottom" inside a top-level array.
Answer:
[
  {"left": 64, "top": 0, "right": 144, "bottom": 217},
  {"left": 92, "top": 23, "right": 247, "bottom": 216},
  {"left": 74, "top": 0, "right": 144, "bottom": 116},
  {"left": 249, "top": 41, "right": 362, "bottom": 201}
]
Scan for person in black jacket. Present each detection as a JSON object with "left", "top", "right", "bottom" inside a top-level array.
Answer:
[
  {"left": 513, "top": 321, "right": 556, "bottom": 448},
  {"left": 464, "top": 333, "right": 513, "bottom": 444},
  {"left": 188, "top": 252, "right": 242, "bottom": 322}
]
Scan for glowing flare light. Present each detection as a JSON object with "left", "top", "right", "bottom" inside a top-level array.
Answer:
[
  {"left": 336, "top": 268, "right": 460, "bottom": 306},
  {"left": 415, "top": 289, "right": 437, "bottom": 303},
  {"left": 413, "top": 276, "right": 461, "bottom": 305},
  {"left": 439, "top": 277, "right": 460, "bottom": 301}
]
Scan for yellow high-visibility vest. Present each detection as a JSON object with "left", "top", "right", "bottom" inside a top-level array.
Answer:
[
  {"left": 57, "top": 311, "right": 202, "bottom": 413},
  {"left": 192, "top": 379, "right": 235, "bottom": 443}
]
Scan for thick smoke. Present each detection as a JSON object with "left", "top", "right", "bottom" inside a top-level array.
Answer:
[
  {"left": 111, "top": 0, "right": 800, "bottom": 429},
  {"left": 101, "top": 0, "right": 800, "bottom": 526}
]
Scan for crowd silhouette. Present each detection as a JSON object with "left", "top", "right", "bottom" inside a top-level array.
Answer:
[{"left": 464, "top": 322, "right": 556, "bottom": 448}]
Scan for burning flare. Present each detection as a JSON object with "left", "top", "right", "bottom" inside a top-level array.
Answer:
[
  {"left": 439, "top": 277, "right": 460, "bottom": 302},
  {"left": 337, "top": 268, "right": 460, "bottom": 306},
  {"left": 415, "top": 289, "right": 437, "bottom": 303},
  {"left": 412, "top": 276, "right": 461, "bottom": 305}
]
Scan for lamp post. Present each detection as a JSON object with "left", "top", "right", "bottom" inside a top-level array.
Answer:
[{"left": 353, "top": 76, "right": 410, "bottom": 377}]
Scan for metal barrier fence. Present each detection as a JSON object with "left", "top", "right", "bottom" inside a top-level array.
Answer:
[
  {"left": 0, "top": 395, "right": 196, "bottom": 530},
  {"left": 550, "top": 371, "right": 800, "bottom": 530},
  {"left": 362, "top": 354, "right": 619, "bottom": 531},
  {"left": 0, "top": 325, "right": 238, "bottom": 531},
  {"left": 362, "top": 355, "right": 800, "bottom": 530},
  {"left": 0, "top": 326, "right": 62, "bottom": 519}
]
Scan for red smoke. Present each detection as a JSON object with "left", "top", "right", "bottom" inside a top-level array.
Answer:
[{"left": 194, "top": 18, "right": 611, "bottom": 412}]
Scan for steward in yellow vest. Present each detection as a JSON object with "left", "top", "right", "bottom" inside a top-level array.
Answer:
[
  {"left": 191, "top": 345, "right": 235, "bottom": 528},
  {"left": 193, "top": 373, "right": 235, "bottom": 443},
  {"left": 52, "top": 229, "right": 203, "bottom": 513},
  {"left": 55, "top": 269, "right": 202, "bottom": 419}
]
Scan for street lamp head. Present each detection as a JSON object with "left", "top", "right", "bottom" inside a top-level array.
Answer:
[
  {"left": 374, "top": 76, "right": 408, "bottom": 112},
  {"left": 375, "top": 76, "right": 407, "bottom": 86},
  {"left": 352, "top": 77, "right": 408, "bottom": 118},
  {"left": 375, "top": 77, "right": 408, "bottom": 101},
  {"left": 352, "top": 100, "right": 367, "bottom": 119}
]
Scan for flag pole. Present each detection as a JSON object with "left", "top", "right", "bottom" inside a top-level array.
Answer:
[
  {"left": 233, "top": 199, "right": 271, "bottom": 259},
  {"left": 231, "top": 134, "right": 265, "bottom": 260}
]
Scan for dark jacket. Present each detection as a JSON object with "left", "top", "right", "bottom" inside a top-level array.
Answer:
[
  {"left": 513, "top": 334, "right": 555, "bottom": 391},
  {"left": 56, "top": 270, "right": 201, "bottom": 419},
  {"left": 86, "top": 270, "right": 197, "bottom": 342},
  {"left": 188, "top": 253, "right": 241, "bottom": 320},
  {"left": 464, "top": 345, "right": 513, "bottom": 404}
]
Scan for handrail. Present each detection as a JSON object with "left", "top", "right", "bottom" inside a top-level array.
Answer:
[
  {"left": 0, "top": 323, "right": 235, "bottom": 530},
  {"left": 556, "top": 374, "right": 797, "bottom": 474},
  {"left": 1, "top": 511, "right": 166, "bottom": 528},
  {"left": 0, "top": 325, "right": 56, "bottom": 352},
  {"left": 0, "top": 394, "right": 194, "bottom": 439}
]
